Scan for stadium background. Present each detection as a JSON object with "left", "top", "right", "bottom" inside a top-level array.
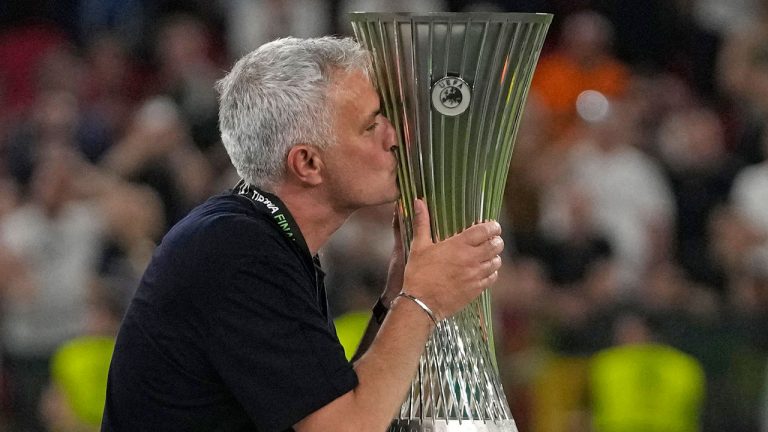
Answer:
[{"left": 1, "top": 0, "right": 768, "bottom": 431}]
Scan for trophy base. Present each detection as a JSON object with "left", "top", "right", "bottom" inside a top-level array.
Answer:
[{"left": 388, "top": 419, "right": 518, "bottom": 432}]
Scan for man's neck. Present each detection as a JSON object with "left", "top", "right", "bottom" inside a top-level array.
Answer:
[{"left": 272, "top": 184, "right": 350, "bottom": 256}]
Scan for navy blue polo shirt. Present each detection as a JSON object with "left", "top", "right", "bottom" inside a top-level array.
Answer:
[{"left": 102, "top": 187, "right": 358, "bottom": 431}]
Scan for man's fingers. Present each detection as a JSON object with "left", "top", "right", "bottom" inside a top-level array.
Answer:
[
  {"left": 489, "top": 255, "right": 503, "bottom": 272},
  {"left": 476, "top": 254, "right": 502, "bottom": 278},
  {"left": 485, "top": 270, "right": 500, "bottom": 286},
  {"left": 410, "top": 199, "right": 432, "bottom": 249},
  {"left": 482, "top": 236, "right": 504, "bottom": 260},
  {"left": 463, "top": 235, "right": 504, "bottom": 264},
  {"left": 459, "top": 221, "right": 501, "bottom": 246},
  {"left": 474, "top": 269, "right": 500, "bottom": 292}
]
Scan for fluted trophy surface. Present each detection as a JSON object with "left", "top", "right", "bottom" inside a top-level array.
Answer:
[{"left": 350, "top": 12, "right": 551, "bottom": 432}]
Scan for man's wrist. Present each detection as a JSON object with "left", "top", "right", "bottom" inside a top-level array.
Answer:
[{"left": 394, "top": 291, "right": 439, "bottom": 327}]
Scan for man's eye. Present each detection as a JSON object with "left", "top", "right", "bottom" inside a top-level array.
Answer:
[{"left": 365, "top": 122, "right": 379, "bottom": 132}]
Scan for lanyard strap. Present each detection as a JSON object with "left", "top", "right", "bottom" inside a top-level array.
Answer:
[{"left": 233, "top": 179, "right": 313, "bottom": 263}]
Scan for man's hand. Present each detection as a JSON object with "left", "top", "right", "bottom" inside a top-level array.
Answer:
[
  {"left": 296, "top": 199, "right": 504, "bottom": 432},
  {"left": 402, "top": 199, "right": 503, "bottom": 321}
]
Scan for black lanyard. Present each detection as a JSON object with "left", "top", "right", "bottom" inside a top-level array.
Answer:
[
  {"left": 234, "top": 179, "right": 311, "bottom": 258},
  {"left": 233, "top": 180, "right": 329, "bottom": 318}
]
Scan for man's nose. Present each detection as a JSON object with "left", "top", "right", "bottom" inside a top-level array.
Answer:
[{"left": 382, "top": 116, "right": 397, "bottom": 151}]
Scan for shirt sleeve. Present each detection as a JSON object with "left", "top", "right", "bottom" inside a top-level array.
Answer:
[{"left": 205, "top": 231, "right": 358, "bottom": 432}]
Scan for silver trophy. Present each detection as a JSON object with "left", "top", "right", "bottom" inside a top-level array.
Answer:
[{"left": 350, "top": 12, "right": 551, "bottom": 432}]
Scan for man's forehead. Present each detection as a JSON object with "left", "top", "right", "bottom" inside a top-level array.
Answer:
[
  {"left": 332, "top": 68, "right": 374, "bottom": 90},
  {"left": 330, "top": 69, "right": 378, "bottom": 104}
]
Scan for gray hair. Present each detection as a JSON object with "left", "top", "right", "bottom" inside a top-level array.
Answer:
[{"left": 215, "top": 36, "right": 372, "bottom": 190}]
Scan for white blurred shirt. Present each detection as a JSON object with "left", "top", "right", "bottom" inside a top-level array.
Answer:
[
  {"left": 0, "top": 201, "right": 104, "bottom": 357},
  {"left": 539, "top": 140, "right": 676, "bottom": 291}
]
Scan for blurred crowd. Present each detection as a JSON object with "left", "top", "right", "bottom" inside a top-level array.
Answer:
[{"left": 1, "top": 0, "right": 768, "bottom": 431}]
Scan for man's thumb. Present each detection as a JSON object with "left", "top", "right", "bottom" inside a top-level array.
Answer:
[{"left": 410, "top": 198, "right": 432, "bottom": 249}]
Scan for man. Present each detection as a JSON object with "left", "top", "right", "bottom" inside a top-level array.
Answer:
[{"left": 102, "top": 36, "right": 504, "bottom": 432}]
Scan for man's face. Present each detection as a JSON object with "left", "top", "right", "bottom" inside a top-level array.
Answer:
[{"left": 320, "top": 69, "right": 399, "bottom": 211}]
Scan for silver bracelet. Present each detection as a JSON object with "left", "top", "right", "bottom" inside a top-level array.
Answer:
[{"left": 396, "top": 292, "right": 439, "bottom": 326}]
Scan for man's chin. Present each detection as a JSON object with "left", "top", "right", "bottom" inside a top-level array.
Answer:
[
  {"left": 388, "top": 188, "right": 401, "bottom": 203},
  {"left": 369, "top": 189, "right": 400, "bottom": 208}
]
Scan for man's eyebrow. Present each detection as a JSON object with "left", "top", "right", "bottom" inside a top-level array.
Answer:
[
  {"left": 360, "top": 108, "right": 380, "bottom": 128},
  {"left": 360, "top": 108, "right": 381, "bottom": 132}
]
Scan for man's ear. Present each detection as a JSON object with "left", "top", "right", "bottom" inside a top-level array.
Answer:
[{"left": 285, "top": 144, "right": 323, "bottom": 186}]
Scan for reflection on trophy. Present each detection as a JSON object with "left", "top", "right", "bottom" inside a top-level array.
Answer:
[{"left": 350, "top": 12, "right": 552, "bottom": 432}]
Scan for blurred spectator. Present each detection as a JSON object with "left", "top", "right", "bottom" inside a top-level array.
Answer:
[
  {"left": 530, "top": 11, "right": 630, "bottom": 140},
  {"left": 708, "top": 206, "right": 765, "bottom": 293},
  {"left": 637, "top": 262, "right": 721, "bottom": 377},
  {"left": 95, "top": 181, "right": 165, "bottom": 296},
  {"left": 624, "top": 72, "right": 697, "bottom": 155},
  {"left": 657, "top": 106, "right": 742, "bottom": 288},
  {"left": 529, "top": 182, "right": 614, "bottom": 288},
  {"left": 5, "top": 90, "right": 111, "bottom": 187},
  {"left": 101, "top": 97, "right": 213, "bottom": 229},
  {"left": 5, "top": 90, "right": 80, "bottom": 187},
  {"left": 718, "top": 0, "right": 768, "bottom": 99},
  {"left": 641, "top": 262, "right": 717, "bottom": 322},
  {"left": 589, "top": 310, "right": 706, "bottom": 432},
  {"left": 520, "top": 228, "right": 620, "bottom": 432},
  {"left": 0, "top": 146, "right": 106, "bottom": 432},
  {"left": 539, "top": 101, "right": 676, "bottom": 292},
  {"left": 38, "top": 337, "right": 111, "bottom": 432},
  {"left": 79, "top": 32, "right": 149, "bottom": 161},
  {"left": 38, "top": 277, "right": 123, "bottom": 432},
  {"left": 153, "top": 14, "right": 223, "bottom": 151},
  {"left": 717, "top": 0, "right": 768, "bottom": 165},
  {"left": 5, "top": 88, "right": 111, "bottom": 188},
  {"left": 545, "top": 256, "right": 621, "bottom": 357}
]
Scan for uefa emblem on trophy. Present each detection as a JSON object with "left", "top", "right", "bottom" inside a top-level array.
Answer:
[
  {"left": 432, "top": 76, "right": 472, "bottom": 116},
  {"left": 350, "top": 12, "right": 552, "bottom": 432}
]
